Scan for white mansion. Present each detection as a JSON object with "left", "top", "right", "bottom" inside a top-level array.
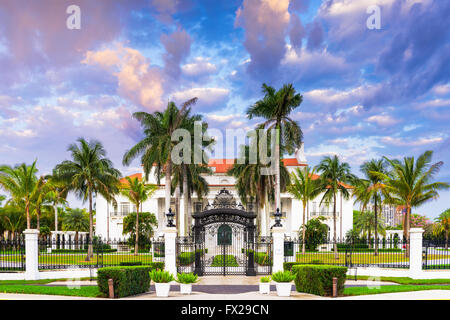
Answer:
[{"left": 95, "top": 147, "right": 354, "bottom": 240}]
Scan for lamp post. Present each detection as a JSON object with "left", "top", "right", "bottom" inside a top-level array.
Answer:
[
  {"left": 166, "top": 208, "right": 175, "bottom": 228},
  {"left": 272, "top": 208, "right": 282, "bottom": 228}
]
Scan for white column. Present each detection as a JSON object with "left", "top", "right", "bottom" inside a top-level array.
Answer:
[
  {"left": 24, "top": 229, "right": 39, "bottom": 280},
  {"left": 51, "top": 232, "right": 57, "bottom": 250},
  {"left": 409, "top": 228, "right": 424, "bottom": 278},
  {"left": 272, "top": 227, "right": 285, "bottom": 273},
  {"left": 164, "top": 227, "right": 177, "bottom": 276}
]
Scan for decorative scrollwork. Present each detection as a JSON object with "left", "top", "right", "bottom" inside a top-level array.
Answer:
[{"left": 204, "top": 188, "right": 245, "bottom": 210}]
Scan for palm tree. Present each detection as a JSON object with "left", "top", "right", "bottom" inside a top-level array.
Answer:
[
  {"left": 30, "top": 176, "right": 49, "bottom": 232},
  {"left": 0, "top": 161, "right": 44, "bottom": 229},
  {"left": 44, "top": 177, "right": 68, "bottom": 231},
  {"left": 0, "top": 206, "right": 26, "bottom": 239},
  {"left": 228, "top": 133, "right": 291, "bottom": 236},
  {"left": 53, "top": 138, "right": 121, "bottom": 260},
  {"left": 355, "top": 210, "right": 386, "bottom": 246},
  {"left": 433, "top": 209, "right": 450, "bottom": 249},
  {"left": 62, "top": 208, "right": 89, "bottom": 243},
  {"left": 123, "top": 98, "right": 198, "bottom": 232},
  {"left": 287, "top": 166, "right": 321, "bottom": 253},
  {"left": 246, "top": 83, "right": 303, "bottom": 213},
  {"left": 316, "top": 155, "right": 355, "bottom": 259},
  {"left": 0, "top": 195, "right": 5, "bottom": 206},
  {"left": 119, "top": 176, "right": 157, "bottom": 255},
  {"left": 359, "top": 159, "right": 389, "bottom": 255},
  {"left": 373, "top": 150, "right": 449, "bottom": 255}
]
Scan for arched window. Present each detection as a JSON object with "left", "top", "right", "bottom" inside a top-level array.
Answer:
[{"left": 217, "top": 224, "right": 232, "bottom": 245}]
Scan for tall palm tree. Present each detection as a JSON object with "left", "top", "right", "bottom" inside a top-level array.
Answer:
[
  {"left": 0, "top": 161, "right": 44, "bottom": 229},
  {"left": 373, "top": 150, "right": 449, "bottom": 255},
  {"left": 246, "top": 83, "right": 303, "bottom": 213},
  {"left": 62, "top": 208, "right": 89, "bottom": 243},
  {"left": 287, "top": 166, "right": 321, "bottom": 253},
  {"left": 53, "top": 138, "right": 121, "bottom": 260},
  {"left": 44, "top": 177, "right": 68, "bottom": 232},
  {"left": 123, "top": 98, "right": 198, "bottom": 232},
  {"left": 119, "top": 176, "right": 157, "bottom": 255},
  {"left": 0, "top": 206, "right": 26, "bottom": 239},
  {"left": 316, "top": 155, "right": 355, "bottom": 259},
  {"left": 359, "top": 159, "right": 389, "bottom": 255},
  {"left": 228, "top": 140, "right": 290, "bottom": 236},
  {"left": 169, "top": 109, "right": 210, "bottom": 235},
  {"left": 30, "top": 176, "right": 49, "bottom": 232},
  {"left": 433, "top": 209, "right": 450, "bottom": 249}
]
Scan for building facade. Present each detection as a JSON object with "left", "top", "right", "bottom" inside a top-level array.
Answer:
[{"left": 95, "top": 148, "right": 354, "bottom": 240}]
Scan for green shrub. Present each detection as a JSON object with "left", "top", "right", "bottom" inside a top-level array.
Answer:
[
  {"left": 97, "top": 265, "right": 154, "bottom": 298},
  {"left": 292, "top": 265, "right": 347, "bottom": 297},
  {"left": 150, "top": 269, "right": 174, "bottom": 283},
  {"left": 260, "top": 276, "right": 271, "bottom": 283},
  {"left": 211, "top": 255, "right": 238, "bottom": 267},
  {"left": 284, "top": 261, "right": 323, "bottom": 272},
  {"left": 119, "top": 261, "right": 143, "bottom": 266},
  {"left": 271, "top": 271, "right": 295, "bottom": 282},
  {"left": 176, "top": 273, "right": 199, "bottom": 284}
]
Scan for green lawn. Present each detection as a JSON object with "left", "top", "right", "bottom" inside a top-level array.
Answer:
[
  {"left": 0, "top": 284, "right": 100, "bottom": 297},
  {"left": 0, "top": 253, "right": 154, "bottom": 267},
  {"left": 354, "top": 276, "right": 450, "bottom": 285},
  {"left": 343, "top": 285, "right": 450, "bottom": 296}
]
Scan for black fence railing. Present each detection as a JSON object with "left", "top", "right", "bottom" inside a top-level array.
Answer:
[
  {"left": 423, "top": 239, "right": 450, "bottom": 270},
  {"left": 0, "top": 238, "right": 25, "bottom": 272},
  {"left": 36, "top": 238, "right": 165, "bottom": 270},
  {"left": 284, "top": 237, "right": 410, "bottom": 269}
]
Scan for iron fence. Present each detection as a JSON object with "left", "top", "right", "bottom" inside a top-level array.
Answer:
[
  {"left": 423, "top": 239, "right": 450, "bottom": 270},
  {"left": 284, "top": 237, "right": 410, "bottom": 269},
  {"left": 0, "top": 238, "right": 25, "bottom": 272},
  {"left": 37, "top": 237, "right": 164, "bottom": 270}
]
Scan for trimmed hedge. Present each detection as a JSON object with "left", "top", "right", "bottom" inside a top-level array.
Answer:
[
  {"left": 97, "top": 263, "right": 163, "bottom": 298},
  {"left": 292, "top": 265, "right": 347, "bottom": 297},
  {"left": 177, "top": 250, "right": 204, "bottom": 265}
]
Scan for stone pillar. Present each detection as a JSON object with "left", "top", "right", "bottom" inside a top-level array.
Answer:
[
  {"left": 409, "top": 228, "right": 424, "bottom": 278},
  {"left": 24, "top": 229, "right": 40, "bottom": 280},
  {"left": 164, "top": 227, "right": 177, "bottom": 277},
  {"left": 272, "top": 227, "right": 285, "bottom": 273}
]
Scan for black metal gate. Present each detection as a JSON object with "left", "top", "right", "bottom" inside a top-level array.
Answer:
[{"left": 176, "top": 189, "right": 272, "bottom": 276}]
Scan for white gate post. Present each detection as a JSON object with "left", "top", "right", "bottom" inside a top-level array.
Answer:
[
  {"left": 272, "top": 227, "right": 285, "bottom": 273},
  {"left": 23, "top": 229, "right": 40, "bottom": 280},
  {"left": 409, "top": 228, "right": 424, "bottom": 278},
  {"left": 164, "top": 227, "right": 177, "bottom": 276}
]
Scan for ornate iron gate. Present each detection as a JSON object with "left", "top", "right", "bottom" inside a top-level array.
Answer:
[{"left": 176, "top": 189, "right": 272, "bottom": 276}]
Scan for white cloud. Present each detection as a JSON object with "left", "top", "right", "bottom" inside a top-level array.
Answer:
[
  {"left": 171, "top": 87, "right": 230, "bottom": 111},
  {"left": 366, "top": 113, "right": 399, "bottom": 126},
  {"left": 381, "top": 136, "right": 444, "bottom": 147},
  {"left": 181, "top": 57, "right": 217, "bottom": 77}
]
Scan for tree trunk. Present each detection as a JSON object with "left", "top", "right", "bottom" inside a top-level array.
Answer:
[
  {"left": 165, "top": 158, "right": 172, "bottom": 229},
  {"left": 183, "top": 166, "right": 189, "bottom": 236},
  {"left": 274, "top": 124, "right": 281, "bottom": 213},
  {"left": 26, "top": 203, "right": 30, "bottom": 229},
  {"left": 302, "top": 203, "right": 306, "bottom": 254},
  {"left": 405, "top": 205, "right": 411, "bottom": 258},
  {"left": 54, "top": 205, "right": 58, "bottom": 231},
  {"left": 446, "top": 229, "right": 448, "bottom": 250},
  {"left": 86, "top": 189, "right": 93, "bottom": 261},
  {"left": 333, "top": 192, "right": 338, "bottom": 260},
  {"left": 36, "top": 207, "right": 41, "bottom": 232},
  {"left": 134, "top": 205, "right": 139, "bottom": 256},
  {"left": 175, "top": 186, "right": 180, "bottom": 234},
  {"left": 374, "top": 195, "right": 378, "bottom": 256}
]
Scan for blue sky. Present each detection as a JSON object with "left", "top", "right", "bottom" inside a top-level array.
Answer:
[{"left": 0, "top": 0, "right": 449, "bottom": 218}]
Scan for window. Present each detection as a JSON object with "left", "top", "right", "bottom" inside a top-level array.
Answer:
[
  {"left": 310, "top": 201, "right": 338, "bottom": 218},
  {"left": 120, "top": 202, "right": 130, "bottom": 216},
  {"left": 194, "top": 201, "right": 203, "bottom": 213}
]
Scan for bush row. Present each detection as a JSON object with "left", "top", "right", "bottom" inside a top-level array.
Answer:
[
  {"left": 292, "top": 265, "right": 347, "bottom": 297},
  {"left": 97, "top": 262, "right": 164, "bottom": 298}
]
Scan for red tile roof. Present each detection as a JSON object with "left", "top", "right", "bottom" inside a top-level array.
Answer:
[
  {"left": 207, "top": 158, "right": 306, "bottom": 173},
  {"left": 119, "top": 173, "right": 142, "bottom": 184}
]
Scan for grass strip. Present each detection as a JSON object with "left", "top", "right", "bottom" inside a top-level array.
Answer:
[
  {"left": 343, "top": 284, "right": 450, "bottom": 296},
  {"left": 0, "top": 284, "right": 100, "bottom": 297},
  {"left": 354, "top": 276, "right": 450, "bottom": 285},
  {"left": 0, "top": 277, "right": 96, "bottom": 285}
]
